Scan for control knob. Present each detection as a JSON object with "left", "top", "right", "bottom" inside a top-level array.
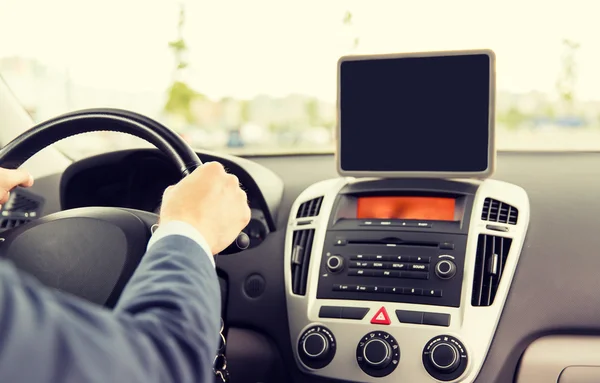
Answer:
[
  {"left": 429, "top": 342, "right": 461, "bottom": 372},
  {"left": 363, "top": 338, "right": 392, "bottom": 368},
  {"left": 422, "top": 335, "right": 469, "bottom": 381},
  {"left": 302, "top": 332, "right": 329, "bottom": 359},
  {"left": 356, "top": 331, "right": 400, "bottom": 377},
  {"left": 298, "top": 326, "right": 336, "bottom": 369},
  {"left": 326, "top": 255, "right": 344, "bottom": 272},
  {"left": 435, "top": 260, "right": 457, "bottom": 279}
]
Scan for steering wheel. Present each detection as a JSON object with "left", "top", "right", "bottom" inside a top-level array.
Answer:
[{"left": 0, "top": 108, "right": 248, "bottom": 307}]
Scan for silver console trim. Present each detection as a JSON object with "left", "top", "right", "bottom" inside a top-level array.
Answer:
[{"left": 284, "top": 177, "right": 530, "bottom": 382}]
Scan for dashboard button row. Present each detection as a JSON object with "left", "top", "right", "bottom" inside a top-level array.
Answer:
[
  {"left": 395, "top": 310, "right": 450, "bottom": 327},
  {"left": 333, "top": 284, "right": 442, "bottom": 297},
  {"left": 349, "top": 261, "right": 430, "bottom": 271},
  {"left": 352, "top": 254, "right": 430, "bottom": 263},
  {"left": 318, "top": 306, "right": 370, "bottom": 320},
  {"left": 348, "top": 269, "right": 429, "bottom": 280},
  {"left": 360, "top": 220, "right": 432, "bottom": 228}
]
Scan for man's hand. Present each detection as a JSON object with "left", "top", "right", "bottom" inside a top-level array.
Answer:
[
  {"left": 159, "top": 162, "right": 251, "bottom": 255},
  {"left": 0, "top": 168, "right": 34, "bottom": 206}
]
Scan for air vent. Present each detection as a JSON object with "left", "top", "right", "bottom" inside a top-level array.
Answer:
[
  {"left": 290, "top": 229, "right": 315, "bottom": 295},
  {"left": 0, "top": 188, "right": 44, "bottom": 232},
  {"left": 481, "top": 198, "right": 518, "bottom": 225},
  {"left": 296, "top": 197, "right": 323, "bottom": 218},
  {"left": 472, "top": 234, "right": 513, "bottom": 306}
]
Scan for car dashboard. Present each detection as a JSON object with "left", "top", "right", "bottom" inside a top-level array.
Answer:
[
  {"left": 37, "top": 147, "right": 538, "bottom": 383},
  {"left": 8, "top": 150, "right": 600, "bottom": 382}
]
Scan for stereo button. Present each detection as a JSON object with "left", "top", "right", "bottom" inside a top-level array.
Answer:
[
  {"left": 333, "top": 284, "right": 352, "bottom": 291},
  {"left": 334, "top": 238, "right": 347, "bottom": 246},
  {"left": 424, "top": 289, "right": 443, "bottom": 297},
  {"left": 409, "top": 264, "right": 430, "bottom": 271},
  {"left": 401, "top": 271, "right": 429, "bottom": 280},
  {"left": 391, "top": 263, "right": 406, "bottom": 269},
  {"left": 405, "top": 287, "right": 423, "bottom": 296},
  {"left": 349, "top": 269, "right": 373, "bottom": 277},
  {"left": 410, "top": 256, "right": 431, "bottom": 263},
  {"left": 386, "top": 287, "right": 403, "bottom": 294},
  {"left": 439, "top": 242, "right": 455, "bottom": 250}
]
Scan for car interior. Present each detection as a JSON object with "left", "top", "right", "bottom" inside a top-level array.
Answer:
[{"left": 2, "top": 3, "right": 600, "bottom": 383}]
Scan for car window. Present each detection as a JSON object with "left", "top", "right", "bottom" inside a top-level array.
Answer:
[{"left": 1, "top": 0, "right": 599, "bottom": 159}]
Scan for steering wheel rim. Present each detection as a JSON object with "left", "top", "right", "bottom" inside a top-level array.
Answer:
[
  {"left": 0, "top": 108, "right": 202, "bottom": 175},
  {"left": 0, "top": 108, "right": 203, "bottom": 306}
]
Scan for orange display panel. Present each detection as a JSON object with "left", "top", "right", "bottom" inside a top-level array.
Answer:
[{"left": 356, "top": 196, "right": 456, "bottom": 221}]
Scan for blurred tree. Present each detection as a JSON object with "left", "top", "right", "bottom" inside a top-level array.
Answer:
[
  {"left": 343, "top": 11, "right": 359, "bottom": 49},
  {"left": 164, "top": 4, "right": 204, "bottom": 124},
  {"left": 240, "top": 100, "right": 250, "bottom": 123},
  {"left": 543, "top": 104, "right": 556, "bottom": 119},
  {"left": 305, "top": 98, "right": 320, "bottom": 126},
  {"left": 498, "top": 105, "right": 527, "bottom": 130},
  {"left": 556, "top": 39, "right": 580, "bottom": 113}
]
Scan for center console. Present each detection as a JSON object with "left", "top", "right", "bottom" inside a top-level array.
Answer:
[
  {"left": 285, "top": 177, "right": 529, "bottom": 382},
  {"left": 284, "top": 49, "right": 530, "bottom": 382}
]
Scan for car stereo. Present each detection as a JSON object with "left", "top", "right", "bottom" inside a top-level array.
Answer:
[{"left": 316, "top": 182, "right": 474, "bottom": 308}]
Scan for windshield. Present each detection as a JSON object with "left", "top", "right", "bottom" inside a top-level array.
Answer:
[{"left": 1, "top": 0, "right": 599, "bottom": 159}]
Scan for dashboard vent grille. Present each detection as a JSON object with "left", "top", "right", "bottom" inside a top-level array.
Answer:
[
  {"left": 481, "top": 198, "right": 518, "bottom": 225},
  {"left": 472, "top": 234, "right": 513, "bottom": 307},
  {"left": 296, "top": 197, "right": 323, "bottom": 218},
  {"left": 0, "top": 188, "right": 44, "bottom": 232},
  {"left": 291, "top": 229, "right": 315, "bottom": 296}
]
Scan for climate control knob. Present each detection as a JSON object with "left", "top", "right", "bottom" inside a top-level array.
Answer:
[
  {"left": 435, "top": 260, "right": 457, "bottom": 279},
  {"left": 423, "top": 335, "right": 468, "bottom": 381},
  {"left": 302, "top": 332, "right": 329, "bottom": 359},
  {"left": 298, "top": 326, "right": 336, "bottom": 369},
  {"left": 326, "top": 255, "right": 344, "bottom": 272},
  {"left": 356, "top": 331, "right": 400, "bottom": 377},
  {"left": 429, "top": 342, "right": 461, "bottom": 372},
  {"left": 363, "top": 338, "right": 392, "bottom": 368}
]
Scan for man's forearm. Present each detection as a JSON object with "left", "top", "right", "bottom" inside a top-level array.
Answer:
[{"left": 0, "top": 234, "right": 220, "bottom": 383}]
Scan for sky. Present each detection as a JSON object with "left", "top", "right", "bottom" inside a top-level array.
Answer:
[{"left": 1, "top": 0, "right": 599, "bottom": 102}]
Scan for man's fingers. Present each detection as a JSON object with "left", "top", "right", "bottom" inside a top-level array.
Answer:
[
  {"left": 0, "top": 189, "right": 10, "bottom": 205},
  {"left": 0, "top": 168, "right": 34, "bottom": 189}
]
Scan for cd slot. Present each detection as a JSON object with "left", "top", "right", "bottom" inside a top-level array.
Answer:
[{"left": 348, "top": 238, "right": 439, "bottom": 248}]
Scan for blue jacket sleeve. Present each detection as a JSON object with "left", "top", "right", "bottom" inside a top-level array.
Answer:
[{"left": 0, "top": 235, "right": 221, "bottom": 383}]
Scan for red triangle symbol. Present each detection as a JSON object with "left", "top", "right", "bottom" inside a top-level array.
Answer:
[{"left": 370, "top": 306, "right": 391, "bottom": 325}]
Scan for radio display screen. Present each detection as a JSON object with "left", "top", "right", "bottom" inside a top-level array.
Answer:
[{"left": 356, "top": 196, "right": 455, "bottom": 221}]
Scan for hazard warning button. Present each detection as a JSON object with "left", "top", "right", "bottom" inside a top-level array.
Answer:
[{"left": 370, "top": 307, "right": 391, "bottom": 325}]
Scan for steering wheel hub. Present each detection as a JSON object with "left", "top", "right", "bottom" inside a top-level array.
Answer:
[{"left": 0, "top": 207, "right": 149, "bottom": 306}]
